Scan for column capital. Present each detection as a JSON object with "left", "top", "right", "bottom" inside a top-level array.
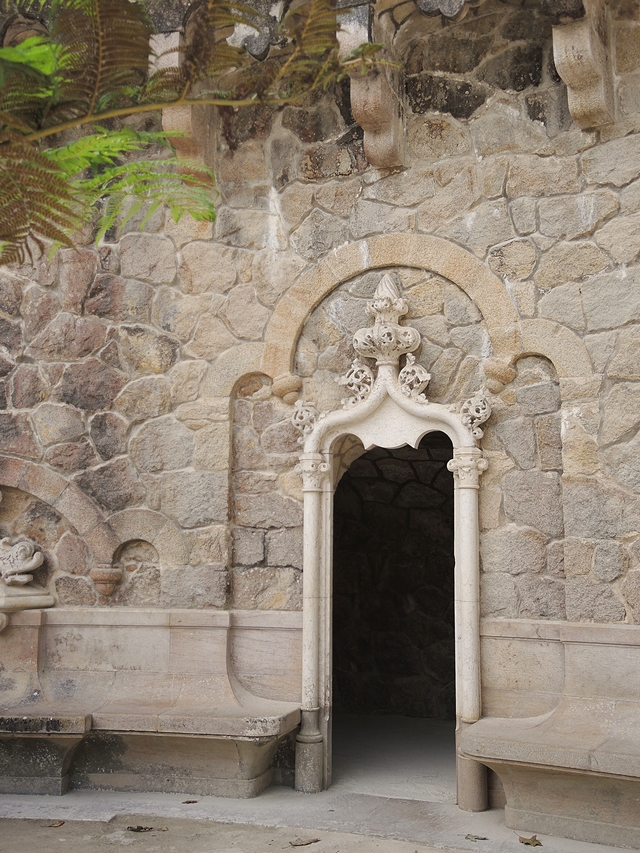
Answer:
[
  {"left": 296, "top": 453, "right": 330, "bottom": 492},
  {"left": 447, "top": 447, "right": 488, "bottom": 489}
]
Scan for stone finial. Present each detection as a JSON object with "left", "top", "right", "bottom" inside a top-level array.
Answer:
[
  {"left": 353, "top": 275, "right": 421, "bottom": 366},
  {"left": 0, "top": 537, "right": 44, "bottom": 587}
]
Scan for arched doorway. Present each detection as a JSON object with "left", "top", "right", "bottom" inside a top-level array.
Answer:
[
  {"left": 291, "top": 275, "right": 490, "bottom": 809},
  {"left": 332, "top": 433, "right": 457, "bottom": 802}
]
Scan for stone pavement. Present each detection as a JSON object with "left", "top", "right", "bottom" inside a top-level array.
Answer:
[{"left": 0, "top": 786, "right": 628, "bottom": 853}]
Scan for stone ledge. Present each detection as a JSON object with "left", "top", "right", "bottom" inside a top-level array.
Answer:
[{"left": 481, "top": 618, "right": 640, "bottom": 646}]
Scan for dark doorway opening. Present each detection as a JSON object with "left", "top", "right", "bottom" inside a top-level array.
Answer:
[{"left": 331, "top": 432, "right": 456, "bottom": 801}]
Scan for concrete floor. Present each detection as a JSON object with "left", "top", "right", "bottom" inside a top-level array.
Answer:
[
  {"left": 0, "top": 714, "right": 629, "bottom": 853},
  {"left": 332, "top": 713, "right": 457, "bottom": 803}
]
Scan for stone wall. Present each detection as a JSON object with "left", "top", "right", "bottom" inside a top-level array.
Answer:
[{"left": 1, "top": 0, "right": 640, "bottom": 622}]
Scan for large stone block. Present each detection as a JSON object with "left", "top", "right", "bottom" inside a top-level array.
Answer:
[
  {"left": 221, "top": 285, "right": 269, "bottom": 339},
  {"left": 21, "top": 288, "right": 60, "bottom": 341},
  {"left": 85, "top": 275, "right": 154, "bottom": 323},
  {"left": 151, "top": 289, "right": 210, "bottom": 342},
  {"left": 441, "top": 198, "right": 515, "bottom": 255},
  {"left": 515, "top": 382, "right": 561, "bottom": 416},
  {"left": 601, "top": 382, "right": 640, "bottom": 445},
  {"left": 538, "top": 283, "right": 585, "bottom": 331},
  {"left": 503, "top": 470, "right": 563, "bottom": 537},
  {"left": 563, "top": 477, "right": 640, "bottom": 539},
  {"left": 565, "top": 577, "right": 626, "bottom": 622},
  {"left": 0, "top": 413, "right": 40, "bottom": 459},
  {"left": 593, "top": 541, "right": 628, "bottom": 582},
  {"left": 76, "top": 459, "right": 145, "bottom": 513},
  {"left": 480, "top": 572, "right": 519, "bottom": 618},
  {"left": 595, "top": 211, "right": 640, "bottom": 264},
  {"left": 582, "top": 132, "right": 640, "bottom": 187},
  {"left": 516, "top": 574, "right": 565, "bottom": 619},
  {"left": 11, "top": 365, "right": 49, "bottom": 409},
  {"left": 291, "top": 209, "right": 349, "bottom": 261},
  {"left": 89, "top": 412, "right": 128, "bottom": 461},
  {"left": 602, "top": 430, "right": 640, "bottom": 492},
  {"left": 506, "top": 155, "right": 580, "bottom": 198},
  {"left": 54, "top": 360, "right": 126, "bottom": 412},
  {"left": 160, "top": 565, "right": 228, "bottom": 608},
  {"left": 235, "top": 493, "right": 303, "bottom": 529},
  {"left": 178, "top": 242, "right": 237, "bottom": 295},
  {"left": 114, "top": 377, "right": 172, "bottom": 422},
  {"left": 118, "top": 326, "right": 180, "bottom": 375},
  {"left": 27, "top": 314, "right": 106, "bottom": 361},
  {"left": 167, "top": 360, "right": 207, "bottom": 405},
  {"left": 130, "top": 417, "right": 194, "bottom": 473},
  {"left": 32, "top": 403, "right": 85, "bottom": 446},
  {"left": 57, "top": 248, "right": 97, "bottom": 313},
  {"left": 481, "top": 524, "right": 547, "bottom": 575},
  {"left": 184, "top": 315, "right": 237, "bottom": 361},
  {"left": 44, "top": 440, "right": 98, "bottom": 473},
  {"left": 190, "top": 423, "right": 230, "bottom": 473},
  {"left": 495, "top": 418, "right": 537, "bottom": 469},
  {"left": 265, "top": 526, "right": 303, "bottom": 569},
  {"left": 608, "top": 326, "right": 640, "bottom": 380},
  {"left": 161, "top": 471, "right": 228, "bottom": 527},
  {"left": 488, "top": 239, "right": 536, "bottom": 281},
  {"left": 535, "top": 241, "right": 609, "bottom": 291},
  {"left": 232, "top": 527, "right": 265, "bottom": 566},
  {"left": 582, "top": 268, "right": 640, "bottom": 331},
  {"left": 232, "top": 565, "right": 301, "bottom": 610},
  {"left": 416, "top": 166, "right": 479, "bottom": 232},
  {"left": 119, "top": 233, "right": 177, "bottom": 284},
  {"left": 55, "top": 532, "right": 91, "bottom": 576},
  {"left": 538, "top": 191, "right": 618, "bottom": 240},
  {"left": 535, "top": 413, "right": 562, "bottom": 471}
]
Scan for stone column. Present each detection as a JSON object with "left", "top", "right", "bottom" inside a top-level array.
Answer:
[
  {"left": 295, "top": 453, "right": 330, "bottom": 793},
  {"left": 447, "top": 446, "right": 488, "bottom": 812}
]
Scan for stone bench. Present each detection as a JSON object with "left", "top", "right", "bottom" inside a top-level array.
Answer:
[
  {"left": 461, "top": 620, "right": 640, "bottom": 849},
  {"left": 0, "top": 608, "right": 302, "bottom": 796}
]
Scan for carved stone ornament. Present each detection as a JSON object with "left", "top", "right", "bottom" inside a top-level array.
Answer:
[
  {"left": 295, "top": 455, "right": 331, "bottom": 491},
  {"left": 0, "top": 527, "right": 54, "bottom": 633},
  {"left": 552, "top": 0, "right": 614, "bottom": 129},
  {"left": 447, "top": 448, "right": 489, "bottom": 488},
  {"left": 292, "top": 274, "right": 491, "bottom": 444},
  {"left": 337, "top": 358, "right": 374, "bottom": 408},
  {"left": 398, "top": 353, "right": 431, "bottom": 402},
  {"left": 0, "top": 536, "right": 43, "bottom": 586},
  {"left": 292, "top": 400, "right": 321, "bottom": 444},
  {"left": 460, "top": 390, "right": 492, "bottom": 439},
  {"left": 353, "top": 274, "right": 421, "bottom": 366}
]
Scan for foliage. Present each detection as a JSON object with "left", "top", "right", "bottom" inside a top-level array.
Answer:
[{"left": 0, "top": 0, "right": 381, "bottom": 263}]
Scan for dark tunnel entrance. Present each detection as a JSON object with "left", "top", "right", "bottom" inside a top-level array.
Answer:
[{"left": 331, "top": 431, "right": 457, "bottom": 801}]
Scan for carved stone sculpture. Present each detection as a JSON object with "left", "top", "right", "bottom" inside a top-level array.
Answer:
[
  {"left": 0, "top": 536, "right": 44, "bottom": 586},
  {"left": 353, "top": 274, "right": 420, "bottom": 366},
  {"left": 552, "top": 0, "right": 614, "bottom": 129},
  {"left": 0, "top": 533, "right": 53, "bottom": 633},
  {"left": 294, "top": 273, "right": 491, "bottom": 441},
  {"left": 460, "top": 390, "right": 492, "bottom": 439}
]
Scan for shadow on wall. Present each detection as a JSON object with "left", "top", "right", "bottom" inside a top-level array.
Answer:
[{"left": 333, "top": 431, "right": 455, "bottom": 721}]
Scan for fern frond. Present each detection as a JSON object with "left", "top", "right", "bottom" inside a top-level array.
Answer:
[
  {"left": 50, "top": 0, "right": 152, "bottom": 123},
  {"left": 0, "top": 138, "right": 82, "bottom": 263},
  {"left": 263, "top": 0, "right": 341, "bottom": 99}
]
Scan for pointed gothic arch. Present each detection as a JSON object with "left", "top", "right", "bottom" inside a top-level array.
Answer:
[{"left": 291, "top": 275, "right": 490, "bottom": 811}]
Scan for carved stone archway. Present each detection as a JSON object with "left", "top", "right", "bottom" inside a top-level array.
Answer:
[{"left": 291, "top": 275, "right": 490, "bottom": 811}]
